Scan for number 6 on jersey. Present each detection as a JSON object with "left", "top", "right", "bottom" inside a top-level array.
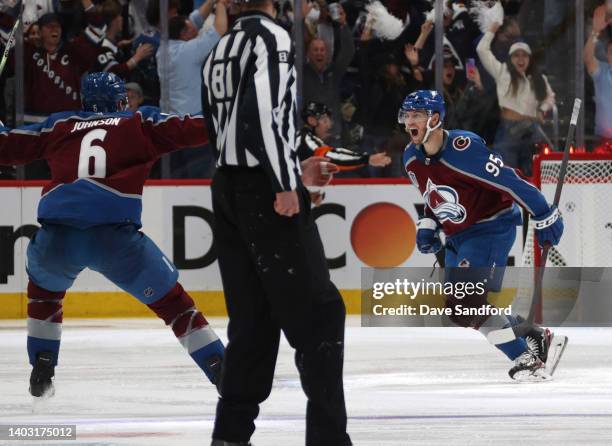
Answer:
[{"left": 78, "top": 129, "right": 108, "bottom": 178}]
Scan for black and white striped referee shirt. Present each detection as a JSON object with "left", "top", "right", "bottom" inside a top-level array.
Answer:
[{"left": 201, "top": 11, "right": 299, "bottom": 192}]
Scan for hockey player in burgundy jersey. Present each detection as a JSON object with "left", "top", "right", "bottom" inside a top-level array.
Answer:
[
  {"left": 400, "top": 90, "right": 568, "bottom": 381},
  {"left": 0, "top": 72, "right": 224, "bottom": 398}
]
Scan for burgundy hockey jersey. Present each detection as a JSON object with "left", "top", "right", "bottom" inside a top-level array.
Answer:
[
  {"left": 0, "top": 107, "right": 208, "bottom": 228},
  {"left": 403, "top": 130, "right": 551, "bottom": 237}
]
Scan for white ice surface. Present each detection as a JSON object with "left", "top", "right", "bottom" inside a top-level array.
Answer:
[{"left": 1, "top": 317, "right": 611, "bottom": 445}]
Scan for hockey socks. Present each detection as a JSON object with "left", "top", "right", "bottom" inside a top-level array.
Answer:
[
  {"left": 494, "top": 336, "right": 529, "bottom": 361},
  {"left": 27, "top": 281, "right": 64, "bottom": 368},
  {"left": 479, "top": 314, "right": 529, "bottom": 360},
  {"left": 147, "top": 283, "right": 224, "bottom": 384}
]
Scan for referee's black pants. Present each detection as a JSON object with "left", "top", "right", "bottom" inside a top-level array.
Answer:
[{"left": 211, "top": 167, "right": 351, "bottom": 446}]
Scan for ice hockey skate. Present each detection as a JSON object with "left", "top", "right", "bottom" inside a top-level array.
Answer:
[
  {"left": 508, "top": 350, "right": 549, "bottom": 381},
  {"left": 29, "top": 351, "right": 55, "bottom": 398},
  {"left": 510, "top": 327, "right": 568, "bottom": 381},
  {"left": 526, "top": 328, "right": 569, "bottom": 377}
]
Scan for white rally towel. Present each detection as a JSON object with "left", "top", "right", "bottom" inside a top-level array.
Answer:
[
  {"left": 424, "top": 2, "right": 452, "bottom": 23},
  {"left": 469, "top": 0, "right": 505, "bottom": 34},
  {"left": 366, "top": 1, "right": 406, "bottom": 41}
]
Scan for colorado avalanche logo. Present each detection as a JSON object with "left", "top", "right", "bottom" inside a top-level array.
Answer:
[
  {"left": 423, "top": 179, "right": 467, "bottom": 224},
  {"left": 452, "top": 136, "right": 471, "bottom": 151}
]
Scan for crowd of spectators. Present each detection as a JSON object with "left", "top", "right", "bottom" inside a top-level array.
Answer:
[
  {"left": 299, "top": 0, "right": 611, "bottom": 177},
  {"left": 0, "top": 0, "right": 610, "bottom": 180}
]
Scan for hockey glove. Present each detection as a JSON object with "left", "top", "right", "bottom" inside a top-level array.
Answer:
[
  {"left": 416, "top": 218, "right": 442, "bottom": 254},
  {"left": 533, "top": 206, "right": 563, "bottom": 248}
]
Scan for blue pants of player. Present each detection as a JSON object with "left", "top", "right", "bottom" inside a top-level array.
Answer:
[
  {"left": 26, "top": 223, "right": 223, "bottom": 383},
  {"left": 445, "top": 221, "right": 516, "bottom": 289},
  {"left": 445, "top": 222, "right": 529, "bottom": 361},
  {"left": 27, "top": 223, "right": 178, "bottom": 302}
]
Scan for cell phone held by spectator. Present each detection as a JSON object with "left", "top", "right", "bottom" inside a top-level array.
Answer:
[{"left": 466, "top": 58, "right": 476, "bottom": 79}]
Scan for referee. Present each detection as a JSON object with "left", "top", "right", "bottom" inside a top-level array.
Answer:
[{"left": 202, "top": 1, "right": 352, "bottom": 445}]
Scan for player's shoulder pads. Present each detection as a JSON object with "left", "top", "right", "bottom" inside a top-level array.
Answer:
[
  {"left": 448, "top": 129, "right": 485, "bottom": 152},
  {"left": 403, "top": 143, "right": 421, "bottom": 166}
]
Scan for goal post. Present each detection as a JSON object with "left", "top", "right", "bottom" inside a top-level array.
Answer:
[
  {"left": 517, "top": 153, "right": 612, "bottom": 324},
  {"left": 523, "top": 153, "right": 612, "bottom": 268}
]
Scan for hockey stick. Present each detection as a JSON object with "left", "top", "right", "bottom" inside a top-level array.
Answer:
[
  {"left": 0, "top": 1, "right": 23, "bottom": 78},
  {"left": 513, "top": 98, "right": 582, "bottom": 337}
]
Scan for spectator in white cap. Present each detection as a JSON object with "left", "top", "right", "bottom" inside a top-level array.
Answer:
[
  {"left": 125, "top": 82, "right": 144, "bottom": 112},
  {"left": 477, "top": 21, "right": 555, "bottom": 176}
]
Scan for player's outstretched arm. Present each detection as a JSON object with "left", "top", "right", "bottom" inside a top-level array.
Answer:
[
  {"left": 0, "top": 120, "right": 48, "bottom": 166},
  {"left": 443, "top": 135, "right": 563, "bottom": 246},
  {"left": 137, "top": 106, "right": 209, "bottom": 156}
]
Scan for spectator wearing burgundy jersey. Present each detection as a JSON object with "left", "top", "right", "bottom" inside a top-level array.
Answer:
[
  {"left": 24, "top": 13, "right": 93, "bottom": 117},
  {"left": 9, "top": 13, "right": 95, "bottom": 178}
]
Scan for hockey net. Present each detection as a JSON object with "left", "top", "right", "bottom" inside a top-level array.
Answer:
[{"left": 522, "top": 153, "right": 612, "bottom": 267}]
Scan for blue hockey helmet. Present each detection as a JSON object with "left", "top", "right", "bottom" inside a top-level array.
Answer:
[
  {"left": 81, "top": 72, "right": 128, "bottom": 113},
  {"left": 398, "top": 90, "right": 445, "bottom": 144},
  {"left": 398, "top": 90, "right": 446, "bottom": 124}
]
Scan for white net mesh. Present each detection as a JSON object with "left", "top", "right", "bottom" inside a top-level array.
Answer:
[{"left": 522, "top": 156, "right": 612, "bottom": 267}]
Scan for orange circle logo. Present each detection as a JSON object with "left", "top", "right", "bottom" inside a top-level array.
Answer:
[{"left": 350, "top": 203, "right": 416, "bottom": 267}]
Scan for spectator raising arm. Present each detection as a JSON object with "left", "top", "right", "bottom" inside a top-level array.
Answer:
[
  {"left": 190, "top": 0, "right": 229, "bottom": 36},
  {"left": 331, "top": 6, "right": 355, "bottom": 78},
  {"left": 476, "top": 22, "right": 504, "bottom": 79},
  {"left": 213, "top": 0, "right": 229, "bottom": 36},
  {"left": 404, "top": 43, "right": 423, "bottom": 83},
  {"left": 584, "top": 8, "right": 611, "bottom": 76},
  {"left": 584, "top": 6, "right": 612, "bottom": 141},
  {"left": 414, "top": 20, "right": 433, "bottom": 51}
]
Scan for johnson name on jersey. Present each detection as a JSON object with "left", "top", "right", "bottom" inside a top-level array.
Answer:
[
  {"left": 403, "top": 130, "right": 551, "bottom": 237},
  {"left": 0, "top": 107, "right": 207, "bottom": 228}
]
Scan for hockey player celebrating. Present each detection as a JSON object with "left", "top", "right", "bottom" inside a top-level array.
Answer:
[
  {"left": 0, "top": 72, "right": 225, "bottom": 398},
  {"left": 400, "top": 90, "right": 567, "bottom": 380}
]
